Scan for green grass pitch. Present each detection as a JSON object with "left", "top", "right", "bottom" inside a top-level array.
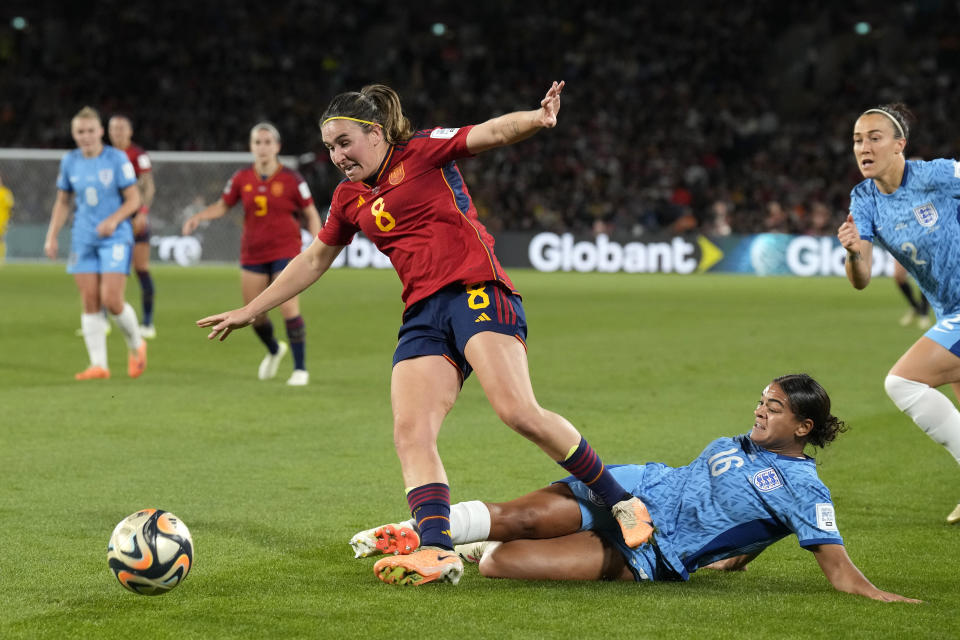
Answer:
[{"left": 1, "top": 263, "right": 957, "bottom": 639}]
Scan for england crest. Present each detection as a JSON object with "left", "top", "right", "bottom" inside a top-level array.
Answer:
[
  {"left": 752, "top": 467, "right": 782, "bottom": 492},
  {"left": 913, "top": 202, "right": 938, "bottom": 227},
  {"left": 98, "top": 168, "right": 114, "bottom": 186}
]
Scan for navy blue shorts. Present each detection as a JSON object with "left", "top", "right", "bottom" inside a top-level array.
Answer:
[
  {"left": 393, "top": 281, "right": 527, "bottom": 381},
  {"left": 242, "top": 257, "right": 293, "bottom": 276}
]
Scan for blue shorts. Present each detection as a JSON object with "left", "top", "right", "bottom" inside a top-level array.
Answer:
[
  {"left": 926, "top": 311, "right": 960, "bottom": 357},
  {"left": 242, "top": 258, "right": 293, "bottom": 276},
  {"left": 558, "top": 465, "right": 680, "bottom": 582},
  {"left": 393, "top": 282, "right": 527, "bottom": 381},
  {"left": 67, "top": 237, "right": 132, "bottom": 274}
]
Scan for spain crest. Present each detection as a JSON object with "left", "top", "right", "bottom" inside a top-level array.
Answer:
[
  {"left": 913, "top": 202, "right": 938, "bottom": 227},
  {"left": 388, "top": 162, "right": 405, "bottom": 186},
  {"left": 271, "top": 182, "right": 284, "bottom": 197}
]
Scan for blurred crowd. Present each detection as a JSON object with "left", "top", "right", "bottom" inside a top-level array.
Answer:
[{"left": 2, "top": 0, "right": 959, "bottom": 236}]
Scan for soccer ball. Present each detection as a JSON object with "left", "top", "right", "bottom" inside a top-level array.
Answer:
[{"left": 107, "top": 508, "right": 193, "bottom": 595}]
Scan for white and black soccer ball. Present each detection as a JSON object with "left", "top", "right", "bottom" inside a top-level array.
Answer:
[{"left": 107, "top": 509, "right": 193, "bottom": 595}]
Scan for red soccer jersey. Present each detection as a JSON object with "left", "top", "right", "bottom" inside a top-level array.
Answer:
[
  {"left": 319, "top": 126, "right": 515, "bottom": 308},
  {"left": 222, "top": 166, "right": 314, "bottom": 264},
  {"left": 122, "top": 144, "right": 152, "bottom": 178}
]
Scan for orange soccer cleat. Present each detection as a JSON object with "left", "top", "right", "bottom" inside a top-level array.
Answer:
[
  {"left": 612, "top": 496, "right": 655, "bottom": 548},
  {"left": 374, "top": 523, "right": 420, "bottom": 556},
  {"left": 128, "top": 340, "right": 147, "bottom": 378},
  {"left": 373, "top": 547, "right": 463, "bottom": 586},
  {"left": 75, "top": 365, "right": 110, "bottom": 380}
]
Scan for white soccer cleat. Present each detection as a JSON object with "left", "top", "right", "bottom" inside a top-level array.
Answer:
[
  {"left": 349, "top": 522, "right": 419, "bottom": 558},
  {"left": 258, "top": 341, "right": 289, "bottom": 380},
  {"left": 286, "top": 369, "right": 309, "bottom": 386},
  {"left": 916, "top": 314, "right": 933, "bottom": 330},
  {"left": 899, "top": 310, "right": 917, "bottom": 327},
  {"left": 350, "top": 527, "right": 382, "bottom": 559},
  {"left": 948, "top": 503, "right": 960, "bottom": 525},
  {"left": 139, "top": 325, "right": 157, "bottom": 339},
  {"left": 455, "top": 541, "right": 500, "bottom": 564}
]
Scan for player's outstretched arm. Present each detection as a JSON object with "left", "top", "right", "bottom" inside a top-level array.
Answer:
[
  {"left": 197, "top": 240, "right": 343, "bottom": 341},
  {"left": 837, "top": 214, "right": 873, "bottom": 289},
  {"left": 466, "top": 81, "right": 565, "bottom": 155},
  {"left": 182, "top": 199, "right": 229, "bottom": 235},
  {"left": 811, "top": 544, "right": 921, "bottom": 603}
]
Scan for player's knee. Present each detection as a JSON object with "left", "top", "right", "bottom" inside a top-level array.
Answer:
[
  {"left": 884, "top": 374, "right": 927, "bottom": 412},
  {"left": 488, "top": 502, "right": 541, "bottom": 540},
  {"left": 391, "top": 419, "right": 438, "bottom": 457}
]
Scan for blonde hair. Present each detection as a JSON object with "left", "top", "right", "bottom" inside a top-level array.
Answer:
[
  {"left": 250, "top": 121, "right": 281, "bottom": 144},
  {"left": 73, "top": 106, "right": 102, "bottom": 125}
]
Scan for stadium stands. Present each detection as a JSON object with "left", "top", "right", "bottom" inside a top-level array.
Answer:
[{"left": 1, "top": 0, "right": 958, "bottom": 235}]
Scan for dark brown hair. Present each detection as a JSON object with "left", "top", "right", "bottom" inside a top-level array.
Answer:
[
  {"left": 862, "top": 103, "right": 914, "bottom": 140},
  {"left": 773, "top": 374, "right": 848, "bottom": 448},
  {"left": 320, "top": 84, "right": 414, "bottom": 144}
]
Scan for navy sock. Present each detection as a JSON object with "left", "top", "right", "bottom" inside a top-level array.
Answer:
[
  {"left": 407, "top": 483, "right": 453, "bottom": 550},
  {"left": 559, "top": 438, "right": 631, "bottom": 507},
  {"left": 285, "top": 315, "right": 306, "bottom": 370},
  {"left": 253, "top": 320, "right": 279, "bottom": 354},
  {"left": 136, "top": 270, "right": 155, "bottom": 325}
]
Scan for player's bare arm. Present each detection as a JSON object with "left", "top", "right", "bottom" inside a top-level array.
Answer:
[
  {"left": 44, "top": 190, "right": 73, "bottom": 259},
  {"left": 811, "top": 543, "right": 920, "bottom": 603},
  {"left": 466, "top": 81, "right": 565, "bottom": 155},
  {"left": 198, "top": 240, "right": 343, "bottom": 341},
  {"left": 838, "top": 214, "right": 873, "bottom": 289},
  {"left": 182, "top": 199, "right": 229, "bottom": 235},
  {"left": 139, "top": 171, "right": 156, "bottom": 210}
]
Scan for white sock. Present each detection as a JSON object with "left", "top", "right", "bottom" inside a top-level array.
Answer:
[
  {"left": 109, "top": 302, "right": 143, "bottom": 350},
  {"left": 400, "top": 500, "right": 492, "bottom": 543},
  {"left": 80, "top": 312, "right": 108, "bottom": 369},
  {"left": 450, "top": 500, "right": 492, "bottom": 544},
  {"left": 885, "top": 374, "right": 960, "bottom": 465}
]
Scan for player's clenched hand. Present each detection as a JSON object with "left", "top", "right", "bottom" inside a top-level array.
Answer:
[
  {"left": 536, "top": 80, "right": 565, "bottom": 129},
  {"left": 96, "top": 217, "right": 119, "bottom": 238},
  {"left": 197, "top": 309, "right": 255, "bottom": 341},
  {"left": 837, "top": 214, "right": 860, "bottom": 252},
  {"left": 43, "top": 237, "right": 58, "bottom": 260}
]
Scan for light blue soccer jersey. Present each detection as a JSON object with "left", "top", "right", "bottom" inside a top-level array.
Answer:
[
  {"left": 850, "top": 158, "right": 960, "bottom": 318},
  {"left": 56, "top": 146, "right": 137, "bottom": 246},
  {"left": 565, "top": 434, "right": 842, "bottom": 581}
]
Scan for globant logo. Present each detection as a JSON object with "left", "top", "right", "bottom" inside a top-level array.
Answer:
[
  {"left": 783, "top": 236, "right": 894, "bottom": 277},
  {"left": 528, "top": 233, "right": 698, "bottom": 274},
  {"left": 151, "top": 235, "right": 202, "bottom": 266}
]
